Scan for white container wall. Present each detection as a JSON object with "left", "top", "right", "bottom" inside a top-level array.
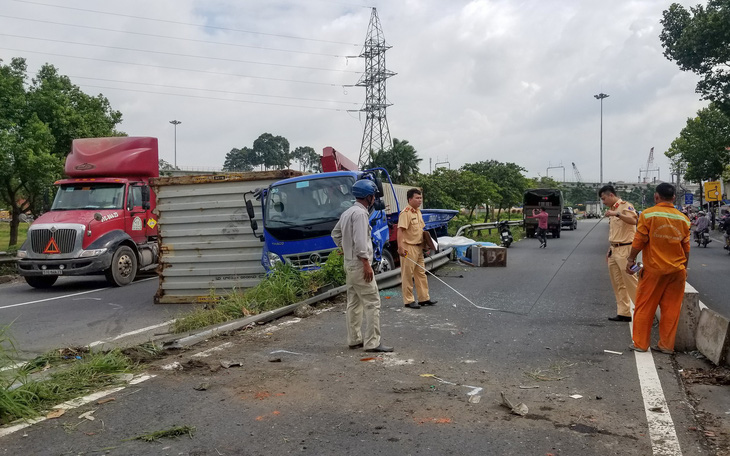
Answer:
[{"left": 152, "top": 170, "right": 301, "bottom": 304}]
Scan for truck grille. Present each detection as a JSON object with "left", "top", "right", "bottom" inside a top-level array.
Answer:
[
  {"left": 283, "top": 249, "right": 336, "bottom": 270},
  {"left": 30, "top": 229, "right": 77, "bottom": 254}
]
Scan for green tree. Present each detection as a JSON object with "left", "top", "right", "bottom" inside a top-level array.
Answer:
[
  {"left": 461, "top": 161, "right": 528, "bottom": 221},
  {"left": 457, "top": 171, "right": 499, "bottom": 218},
  {"left": 222, "top": 147, "right": 256, "bottom": 172},
  {"left": 291, "top": 146, "right": 321, "bottom": 172},
  {"left": 253, "top": 133, "right": 290, "bottom": 170},
  {"left": 416, "top": 168, "right": 461, "bottom": 210},
  {"left": 1, "top": 58, "right": 122, "bottom": 248},
  {"left": 664, "top": 104, "right": 730, "bottom": 182},
  {"left": 660, "top": 1, "right": 730, "bottom": 115},
  {"left": 366, "top": 138, "right": 422, "bottom": 185},
  {"left": 565, "top": 182, "right": 599, "bottom": 207}
]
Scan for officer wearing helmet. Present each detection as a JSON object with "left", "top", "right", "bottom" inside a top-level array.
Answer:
[{"left": 331, "top": 179, "right": 394, "bottom": 353}]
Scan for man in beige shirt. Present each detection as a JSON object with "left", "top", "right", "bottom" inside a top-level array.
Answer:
[
  {"left": 398, "top": 188, "right": 436, "bottom": 309},
  {"left": 331, "top": 179, "right": 393, "bottom": 353},
  {"left": 599, "top": 185, "right": 638, "bottom": 322}
]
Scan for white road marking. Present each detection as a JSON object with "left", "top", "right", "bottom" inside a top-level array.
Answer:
[
  {"left": 88, "top": 320, "right": 176, "bottom": 348},
  {"left": 0, "top": 373, "right": 155, "bottom": 438},
  {"left": 0, "top": 277, "right": 157, "bottom": 310},
  {"left": 630, "top": 318, "right": 683, "bottom": 455}
]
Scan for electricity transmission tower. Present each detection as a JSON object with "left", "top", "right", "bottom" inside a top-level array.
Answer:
[{"left": 356, "top": 7, "right": 396, "bottom": 168}]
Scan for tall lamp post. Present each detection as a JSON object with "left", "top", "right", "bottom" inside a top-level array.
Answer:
[
  {"left": 594, "top": 93, "right": 609, "bottom": 185},
  {"left": 169, "top": 120, "right": 182, "bottom": 168}
]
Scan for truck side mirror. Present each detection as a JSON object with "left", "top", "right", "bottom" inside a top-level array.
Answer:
[
  {"left": 141, "top": 185, "right": 151, "bottom": 210},
  {"left": 374, "top": 177, "right": 384, "bottom": 198},
  {"left": 373, "top": 198, "right": 386, "bottom": 211},
  {"left": 245, "top": 199, "right": 256, "bottom": 219}
]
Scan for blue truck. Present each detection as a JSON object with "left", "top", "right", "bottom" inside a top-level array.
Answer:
[{"left": 243, "top": 148, "right": 457, "bottom": 273}]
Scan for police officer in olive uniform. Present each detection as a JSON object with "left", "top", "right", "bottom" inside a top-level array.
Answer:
[
  {"left": 599, "top": 185, "right": 639, "bottom": 322},
  {"left": 398, "top": 188, "right": 437, "bottom": 309}
]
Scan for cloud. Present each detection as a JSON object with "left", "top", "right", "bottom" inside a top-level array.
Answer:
[{"left": 0, "top": 0, "right": 707, "bottom": 183}]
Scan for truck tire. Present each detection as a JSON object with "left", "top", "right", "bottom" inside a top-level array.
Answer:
[
  {"left": 379, "top": 250, "right": 395, "bottom": 273},
  {"left": 105, "top": 246, "right": 138, "bottom": 287},
  {"left": 24, "top": 276, "right": 58, "bottom": 289},
  {"left": 526, "top": 229, "right": 535, "bottom": 238}
]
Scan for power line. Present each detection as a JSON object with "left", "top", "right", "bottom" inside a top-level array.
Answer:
[
  {"left": 69, "top": 75, "right": 359, "bottom": 105},
  {"left": 75, "top": 83, "right": 352, "bottom": 111},
  {"left": 0, "top": 34, "right": 361, "bottom": 74},
  {"left": 9, "top": 0, "right": 361, "bottom": 46},
  {"left": 0, "top": 48, "right": 347, "bottom": 87},
  {"left": 0, "top": 15, "right": 350, "bottom": 58}
]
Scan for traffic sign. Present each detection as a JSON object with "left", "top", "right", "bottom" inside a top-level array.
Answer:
[
  {"left": 685, "top": 193, "right": 693, "bottom": 205},
  {"left": 704, "top": 181, "right": 721, "bottom": 202}
]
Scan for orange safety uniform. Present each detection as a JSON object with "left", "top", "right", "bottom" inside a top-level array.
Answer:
[
  {"left": 398, "top": 205, "right": 430, "bottom": 305},
  {"left": 631, "top": 202, "right": 690, "bottom": 351},
  {"left": 607, "top": 199, "right": 639, "bottom": 317}
]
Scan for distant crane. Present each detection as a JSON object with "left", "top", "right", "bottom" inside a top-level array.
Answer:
[
  {"left": 572, "top": 162, "right": 583, "bottom": 183},
  {"left": 639, "top": 147, "right": 660, "bottom": 183}
]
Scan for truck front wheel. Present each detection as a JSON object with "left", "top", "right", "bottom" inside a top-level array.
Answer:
[
  {"left": 24, "top": 276, "right": 58, "bottom": 288},
  {"left": 105, "top": 246, "right": 138, "bottom": 287}
]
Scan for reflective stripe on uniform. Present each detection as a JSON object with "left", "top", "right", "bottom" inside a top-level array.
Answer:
[{"left": 644, "top": 211, "right": 691, "bottom": 226}]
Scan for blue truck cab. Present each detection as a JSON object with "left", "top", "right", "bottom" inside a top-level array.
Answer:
[{"left": 244, "top": 169, "right": 456, "bottom": 274}]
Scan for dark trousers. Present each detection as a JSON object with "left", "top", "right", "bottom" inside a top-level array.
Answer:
[{"left": 536, "top": 227, "right": 547, "bottom": 245}]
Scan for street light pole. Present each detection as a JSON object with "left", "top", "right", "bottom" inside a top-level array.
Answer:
[
  {"left": 169, "top": 120, "right": 182, "bottom": 168},
  {"left": 594, "top": 93, "right": 609, "bottom": 185}
]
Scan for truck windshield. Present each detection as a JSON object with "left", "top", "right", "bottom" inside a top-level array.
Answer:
[
  {"left": 265, "top": 176, "right": 355, "bottom": 240},
  {"left": 52, "top": 183, "right": 125, "bottom": 210}
]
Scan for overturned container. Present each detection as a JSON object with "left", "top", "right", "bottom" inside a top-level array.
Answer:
[{"left": 151, "top": 170, "right": 302, "bottom": 304}]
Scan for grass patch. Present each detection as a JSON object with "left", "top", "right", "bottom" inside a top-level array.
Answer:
[
  {"left": 0, "top": 325, "right": 137, "bottom": 424},
  {"left": 130, "top": 425, "right": 196, "bottom": 442},
  {"left": 170, "top": 250, "right": 346, "bottom": 334},
  {"left": 0, "top": 221, "right": 29, "bottom": 253}
]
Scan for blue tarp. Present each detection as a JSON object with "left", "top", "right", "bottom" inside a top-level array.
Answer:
[{"left": 454, "top": 242, "right": 497, "bottom": 262}]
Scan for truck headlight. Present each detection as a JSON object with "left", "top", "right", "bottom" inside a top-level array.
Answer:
[
  {"left": 16, "top": 250, "right": 27, "bottom": 259},
  {"left": 267, "top": 252, "right": 283, "bottom": 267},
  {"left": 79, "top": 248, "right": 108, "bottom": 258}
]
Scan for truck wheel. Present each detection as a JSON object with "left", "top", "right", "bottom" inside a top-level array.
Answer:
[
  {"left": 105, "top": 246, "right": 138, "bottom": 287},
  {"left": 24, "top": 276, "right": 58, "bottom": 289},
  {"left": 379, "top": 250, "right": 395, "bottom": 273}
]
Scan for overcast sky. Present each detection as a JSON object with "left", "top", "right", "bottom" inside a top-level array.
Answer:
[{"left": 0, "top": 0, "right": 708, "bottom": 183}]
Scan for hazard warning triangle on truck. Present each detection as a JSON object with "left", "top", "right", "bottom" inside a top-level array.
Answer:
[{"left": 43, "top": 238, "right": 61, "bottom": 254}]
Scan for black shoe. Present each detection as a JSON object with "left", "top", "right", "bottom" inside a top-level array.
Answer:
[
  {"left": 404, "top": 302, "right": 421, "bottom": 309},
  {"left": 364, "top": 344, "right": 394, "bottom": 353},
  {"left": 348, "top": 342, "right": 363, "bottom": 349},
  {"left": 419, "top": 300, "right": 437, "bottom": 306},
  {"left": 608, "top": 315, "right": 632, "bottom": 322}
]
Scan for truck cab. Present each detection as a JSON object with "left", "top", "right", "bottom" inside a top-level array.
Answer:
[{"left": 17, "top": 137, "right": 160, "bottom": 288}]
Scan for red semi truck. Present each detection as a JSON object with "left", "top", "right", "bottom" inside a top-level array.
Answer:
[{"left": 17, "top": 137, "right": 160, "bottom": 288}]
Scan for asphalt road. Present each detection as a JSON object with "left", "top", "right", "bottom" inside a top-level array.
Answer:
[
  {"left": 686, "top": 230, "right": 730, "bottom": 318},
  {"left": 0, "top": 274, "right": 189, "bottom": 358},
  {"left": 0, "top": 218, "right": 722, "bottom": 455}
]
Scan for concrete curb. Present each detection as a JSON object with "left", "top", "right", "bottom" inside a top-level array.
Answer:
[{"left": 678, "top": 282, "right": 730, "bottom": 366}]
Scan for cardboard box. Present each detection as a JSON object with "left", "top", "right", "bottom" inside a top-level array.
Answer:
[{"left": 469, "top": 245, "right": 507, "bottom": 267}]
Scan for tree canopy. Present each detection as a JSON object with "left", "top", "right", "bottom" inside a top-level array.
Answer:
[
  {"left": 366, "top": 138, "right": 422, "bottom": 185},
  {"left": 660, "top": 1, "right": 730, "bottom": 115},
  {"left": 222, "top": 133, "right": 319, "bottom": 172},
  {"left": 664, "top": 104, "right": 730, "bottom": 182},
  {"left": 0, "top": 57, "right": 123, "bottom": 248}
]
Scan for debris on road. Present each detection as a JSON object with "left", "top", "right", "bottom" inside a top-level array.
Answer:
[
  {"left": 604, "top": 350, "right": 623, "bottom": 355},
  {"left": 161, "top": 362, "right": 183, "bottom": 371},
  {"left": 569, "top": 394, "right": 583, "bottom": 399},
  {"left": 193, "top": 382, "right": 209, "bottom": 391},
  {"left": 129, "top": 425, "right": 196, "bottom": 442},
  {"left": 46, "top": 409, "right": 65, "bottom": 419},
  {"left": 96, "top": 398, "right": 115, "bottom": 405},
  {"left": 78, "top": 410, "right": 96, "bottom": 421},
  {"left": 220, "top": 360, "right": 242, "bottom": 368},
  {"left": 500, "top": 392, "right": 528, "bottom": 416}
]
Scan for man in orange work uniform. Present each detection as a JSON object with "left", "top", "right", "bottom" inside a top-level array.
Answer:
[
  {"left": 398, "top": 188, "right": 436, "bottom": 309},
  {"left": 599, "top": 185, "right": 639, "bottom": 322},
  {"left": 626, "top": 183, "right": 690, "bottom": 354}
]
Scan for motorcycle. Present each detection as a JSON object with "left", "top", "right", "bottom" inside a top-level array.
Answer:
[
  {"left": 498, "top": 220, "right": 513, "bottom": 248},
  {"left": 694, "top": 228, "right": 711, "bottom": 248}
]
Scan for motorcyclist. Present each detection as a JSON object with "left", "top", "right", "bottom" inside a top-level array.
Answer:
[
  {"left": 719, "top": 210, "right": 730, "bottom": 250},
  {"left": 692, "top": 211, "right": 710, "bottom": 243}
]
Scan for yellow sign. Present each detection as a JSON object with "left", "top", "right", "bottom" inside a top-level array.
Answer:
[{"left": 704, "top": 181, "right": 721, "bottom": 202}]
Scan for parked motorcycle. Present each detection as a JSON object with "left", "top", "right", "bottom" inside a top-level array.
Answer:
[
  {"left": 498, "top": 220, "right": 513, "bottom": 248},
  {"left": 694, "top": 228, "right": 711, "bottom": 248}
]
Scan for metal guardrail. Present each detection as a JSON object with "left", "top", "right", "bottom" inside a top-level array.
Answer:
[{"left": 455, "top": 220, "right": 523, "bottom": 237}]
